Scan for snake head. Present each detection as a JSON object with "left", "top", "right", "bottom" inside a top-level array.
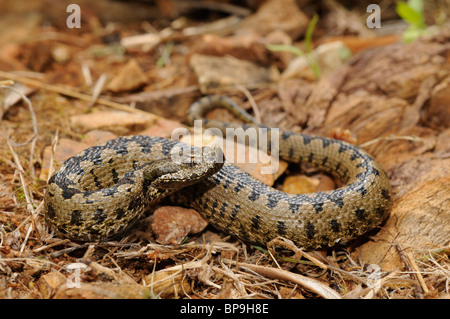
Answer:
[{"left": 144, "top": 144, "right": 224, "bottom": 190}]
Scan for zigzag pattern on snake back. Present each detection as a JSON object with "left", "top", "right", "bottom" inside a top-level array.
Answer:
[{"left": 44, "top": 95, "right": 392, "bottom": 249}]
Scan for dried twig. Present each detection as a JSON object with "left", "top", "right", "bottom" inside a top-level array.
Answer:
[
  {"left": 233, "top": 262, "right": 341, "bottom": 299},
  {"left": 0, "top": 70, "right": 158, "bottom": 117},
  {"left": 359, "top": 135, "right": 424, "bottom": 148}
]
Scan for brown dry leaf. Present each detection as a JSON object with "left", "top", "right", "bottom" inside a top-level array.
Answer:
[
  {"left": 151, "top": 206, "right": 209, "bottom": 245},
  {"left": 106, "top": 59, "right": 148, "bottom": 93},
  {"left": 282, "top": 174, "right": 336, "bottom": 195},
  {"left": 70, "top": 110, "right": 159, "bottom": 135},
  {"left": 238, "top": 0, "right": 309, "bottom": 39},
  {"left": 144, "top": 269, "right": 191, "bottom": 298},
  {"left": 327, "top": 127, "right": 357, "bottom": 144},
  {"left": 190, "top": 53, "right": 279, "bottom": 93},
  {"left": 424, "top": 74, "right": 450, "bottom": 128},
  {"left": 282, "top": 175, "right": 320, "bottom": 194},
  {"left": 358, "top": 159, "right": 450, "bottom": 270}
]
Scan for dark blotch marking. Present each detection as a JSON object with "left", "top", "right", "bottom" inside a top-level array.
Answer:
[
  {"left": 248, "top": 189, "right": 260, "bottom": 202},
  {"left": 355, "top": 208, "right": 365, "bottom": 220},
  {"left": 288, "top": 147, "right": 294, "bottom": 159},
  {"left": 289, "top": 202, "right": 300, "bottom": 214},
  {"left": 112, "top": 168, "right": 119, "bottom": 184},
  {"left": 231, "top": 205, "right": 240, "bottom": 220},
  {"left": 115, "top": 148, "right": 128, "bottom": 156},
  {"left": 91, "top": 170, "right": 102, "bottom": 189},
  {"left": 94, "top": 209, "right": 106, "bottom": 223},
  {"left": 277, "top": 221, "right": 286, "bottom": 235},
  {"left": 128, "top": 197, "right": 142, "bottom": 212},
  {"left": 220, "top": 202, "right": 228, "bottom": 217},
  {"left": 61, "top": 186, "right": 81, "bottom": 200},
  {"left": 234, "top": 182, "right": 244, "bottom": 193},
  {"left": 211, "top": 201, "right": 219, "bottom": 214},
  {"left": 321, "top": 138, "right": 334, "bottom": 148},
  {"left": 46, "top": 203, "right": 56, "bottom": 219},
  {"left": 305, "top": 221, "right": 315, "bottom": 239},
  {"left": 381, "top": 189, "right": 390, "bottom": 200},
  {"left": 116, "top": 208, "right": 125, "bottom": 219},
  {"left": 330, "top": 219, "right": 340, "bottom": 232},
  {"left": 266, "top": 196, "right": 279, "bottom": 209},
  {"left": 91, "top": 157, "right": 103, "bottom": 166},
  {"left": 359, "top": 187, "right": 367, "bottom": 197},
  {"left": 330, "top": 195, "right": 345, "bottom": 208},
  {"left": 350, "top": 152, "right": 359, "bottom": 161},
  {"left": 71, "top": 210, "right": 82, "bottom": 226},
  {"left": 281, "top": 131, "right": 294, "bottom": 140},
  {"left": 308, "top": 152, "right": 314, "bottom": 163},
  {"left": 313, "top": 202, "right": 323, "bottom": 213},
  {"left": 251, "top": 215, "right": 260, "bottom": 229},
  {"left": 322, "top": 156, "right": 328, "bottom": 166},
  {"left": 302, "top": 135, "right": 312, "bottom": 144}
]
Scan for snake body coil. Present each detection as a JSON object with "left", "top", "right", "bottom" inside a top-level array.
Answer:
[{"left": 45, "top": 96, "right": 391, "bottom": 249}]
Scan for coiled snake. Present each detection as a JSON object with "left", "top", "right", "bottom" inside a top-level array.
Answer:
[{"left": 44, "top": 96, "right": 392, "bottom": 249}]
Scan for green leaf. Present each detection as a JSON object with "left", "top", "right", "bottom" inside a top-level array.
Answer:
[
  {"left": 305, "top": 13, "right": 319, "bottom": 54},
  {"left": 265, "top": 43, "right": 304, "bottom": 57},
  {"left": 407, "top": 0, "right": 423, "bottom": 15},
  {"left": 396, "top": 1, "right": 426, "bottom": 29}
]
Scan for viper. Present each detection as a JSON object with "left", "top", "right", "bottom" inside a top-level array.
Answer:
[{"left": 44, "top": 95, "right": 392, "bottom": 249}]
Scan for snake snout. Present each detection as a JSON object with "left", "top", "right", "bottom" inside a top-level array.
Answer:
[{"left": 144, "top": 145, "right": 224, "bottom": 190}]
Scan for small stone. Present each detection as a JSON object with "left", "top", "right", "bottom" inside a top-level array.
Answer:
[
  {"left": 37, "top": 272, "right": 67, "bottom": 299},
  {"left": 151, "top": 206, "right": 209, "bottom": 245}
]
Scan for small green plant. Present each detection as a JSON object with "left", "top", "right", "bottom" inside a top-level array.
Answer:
[
  {"left": 396, "top": 0, "right": 428, "bottom": 43},
  {"left": 266, "top": 14, "right": 320, "bottom": 79},
  {"left": 156, "top": 41, "right": 174, "bottom": 68}
]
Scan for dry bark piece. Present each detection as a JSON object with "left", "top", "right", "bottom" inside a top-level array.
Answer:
[
  {"left": 190, "top": 53, "right": 279, "bottom": 93},
  {"left": 340, "top": 40, "right": 450, "bottom": 100},
  {"left": 70, "top": 110, "right": 159, "bottom": 135},
  {"left": 53, "top": 283, "right": 145, "bottom": 299},
  {"left": 358, "top": 157, "right": 450, "bottom": 270},
  {"left": 106, "top": 59, "right": 148, "bottom": 93},
  {"left": 190, "top": 32, "right": 290, "bottom": 67},
  {"left": 238, "top": 0, "right": 309, "bottom": 39},
  {"left": 151, "top": 206, "right": 209, "bottom": 245},
  {"left": 137, "top": 118, "right": 186, "bottom": 138},
  {"left": 423, "top": 75, "right": 450, "bottom": 128},
  {"left": 324, "top": 92, "right": 408, "bottom": 143}
]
